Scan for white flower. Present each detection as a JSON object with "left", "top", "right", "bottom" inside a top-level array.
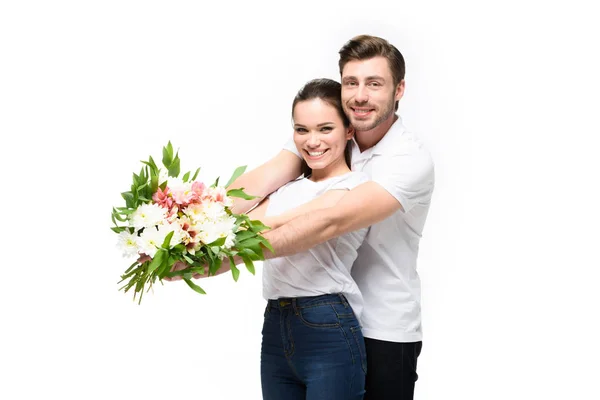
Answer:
[
  {"left": 116, "top": 230, "right": 139, "bottom": 258},
  {"left": 195, "top": 222, "right": 221, "bottom": 246},
  {"left": 202, "top": 201, "right": 226, "bottom": 221},
  {"left": 196, "top": 215, "right": 237, "bottom": 246},
  {"left": 130, "top": 203, "right": 168, "bottom": 230},
  {"left": 216, "top": 215, "right": 237, "bottom": 237},
  {"left": 224, "top": 232, "right": 236, "bottom": 249},
  {"left": 160, "top": 221, "right": 186, "bottom": 248},
  {"left": 136, "top": 222, "right": 185, "bottom": 257},
  {"left": 184, "top": 201, "right": 226, "bottom": 224},
  {"left": 183, "top": 203, "right": 205, "bottom": 222}
]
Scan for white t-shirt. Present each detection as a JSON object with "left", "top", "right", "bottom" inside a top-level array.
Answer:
[
  {"left": 263, "top": 171, "right": 369, "bottom": 322},
  {"left": 283, "top": 117, "right": 434, "bottom": 342}
]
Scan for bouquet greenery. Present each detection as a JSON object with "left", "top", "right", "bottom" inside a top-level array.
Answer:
[{"left": 111, "top": 142, "right": 272, "bottom": 303}]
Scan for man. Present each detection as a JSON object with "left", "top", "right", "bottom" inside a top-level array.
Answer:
[{"left": 217, "top": 35, "right": 434, "bottom": 399}]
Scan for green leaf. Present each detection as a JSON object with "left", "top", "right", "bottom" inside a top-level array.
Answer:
[
  {"left": 229, "top": 257, "right": 240, "bottom": 282},
  {"left": 190, "top": 167, "right": 201, "bottom": 181},
  {"left": 148, "top": 250, "right": 167, "bottom": 273},
  {"left": 168, "top": 154, "right": 180, "bottom": 177},
  {"left": 207, "top": 237, "right": 226, "bottom": 247},
  {"left": 259, "top": 236, "right": 275, "bottom": 254},
  {"left": 226, "top": 189, "right": 258, "bottom": 200},
  {"left": 208, "top": 257, "right": 222, "bottom": 276},
  {"left": 110, "top": 226, "right": 128, "bottom": 233},
  {"left": 142, "top": 156, "right": 159, "bottom": 174},
  {"left": 238, "top": 237, "right": 262, "bottom": 248},
  {"left": 249, "top": 220, "right": 270, "bottom": 232},
  {"left": 112, "top": 213, "right": 128, "bottom": 223},
  {"left": 161, "top": 231, "right": 175, "bottom": 249},
  {"left": 121, "top": 191, "right": 135, "bottom": 207},
  {"left": 162, "top": 142, "right": 174, "bottom": 167},
  {"left": 172, "top": 244, "right": 186, "bottom": 252},
  {"left": 234, "top": 229, "right": 257, "bottom": 242},
  {"left": 240, "top": 247, "right": 260, "bottom": 261},
  {"left": 240, "top": 254, "right": 256, "bottom": 275},
  {"left": 156, "top": 256, "right": 174, "bottom": 278},
  {"left": 183, "top": 278, "right": 207, "bottom": 295},
  {"left": 150, "top": 173, "right": 159, "bottom": 193},
  {"left": 224, "top": 165, "right": 247, "bottom": 188},
  {"left": 182, "top": 171, "right": 190, "bottom": 182},
  {"left": 250, "top": 245, "right": 264, "bottom": 260}
]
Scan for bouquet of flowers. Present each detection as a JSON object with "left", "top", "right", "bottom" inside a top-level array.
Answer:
[{"left": 111, "top": 142, "right": 273, "bottom": 304}]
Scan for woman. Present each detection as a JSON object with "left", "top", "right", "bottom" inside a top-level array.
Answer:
[{"left": 247, "top": 78, "right": 368, "bottom": 400}]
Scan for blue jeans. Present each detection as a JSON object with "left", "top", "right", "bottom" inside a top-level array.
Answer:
[{"left": 261, "top": 293, "right": 367, "bottom": 400}]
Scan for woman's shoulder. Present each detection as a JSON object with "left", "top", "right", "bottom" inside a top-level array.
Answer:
[{"left": 326, "top": 171, "right": 369, "bottom": 191}]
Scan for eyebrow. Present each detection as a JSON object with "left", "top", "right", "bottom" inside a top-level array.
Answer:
[
  {"left": 343, "top": 75, "right": 386, "bottom": 81},
  {"left": 295, "top": 122, "right": 336, "bottom": 128}
]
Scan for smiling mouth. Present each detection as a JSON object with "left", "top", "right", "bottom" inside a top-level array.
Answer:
[
  {"left": 304, "top": 149, "right": 328, "bottom": 158},
  {"left": 351, "top": 107, "right": 374, "bottom": 117}
]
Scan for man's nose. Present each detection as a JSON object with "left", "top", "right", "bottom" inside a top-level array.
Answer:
[{"left": 354, "top": 84, "right": 369, "bottom": 103}]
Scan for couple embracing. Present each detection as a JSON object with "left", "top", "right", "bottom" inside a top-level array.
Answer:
[{"left": 176, "top": 34, "right": 434, "bottom": 400}]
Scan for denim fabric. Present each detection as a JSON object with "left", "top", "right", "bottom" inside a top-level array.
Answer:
[{"left": 261, "top": 293, "right": 366, "bottom": 400}]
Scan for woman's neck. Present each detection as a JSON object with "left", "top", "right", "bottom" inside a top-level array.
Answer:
[{"left": 309, "top": 159, "right": 351, "bottom": 182}]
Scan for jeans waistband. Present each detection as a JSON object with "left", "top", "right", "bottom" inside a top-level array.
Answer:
[{"left": 267, "top": 293, "right": 349, "bottom": 311}]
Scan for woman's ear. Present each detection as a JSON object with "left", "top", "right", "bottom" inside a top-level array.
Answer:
[{"left": 346, "top": 126, "right": 355, "bottom": 140}]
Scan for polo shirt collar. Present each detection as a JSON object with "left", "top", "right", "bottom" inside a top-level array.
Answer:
[{"left": 350, "top": 115, "right": 407, "bottom": 163}]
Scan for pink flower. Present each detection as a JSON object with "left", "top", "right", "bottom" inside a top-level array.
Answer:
[
  {"left": 191, "top": 181, "right": 206, "bottom": 203},
  {"left": 204, "top": 186, "right": 233, "bottom": 207},
  {"left": 153, "top": 187, "right": 174, "bottom": 210},
  {"left": 171, "top": 187, "right": 195, "bottom": 206}
]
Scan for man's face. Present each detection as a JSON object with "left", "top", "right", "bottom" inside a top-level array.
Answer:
[{"left": 341, "top": 56, "right": 404, "bottom": 131}]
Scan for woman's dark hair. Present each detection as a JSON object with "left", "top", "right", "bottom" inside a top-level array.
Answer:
[{"left": 292, "top": 78, "right": 352, "bottom": 178}]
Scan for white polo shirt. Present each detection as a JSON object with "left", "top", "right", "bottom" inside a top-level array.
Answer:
[{"left": 283, "top": 117, "right": 434, "bottom": 342}]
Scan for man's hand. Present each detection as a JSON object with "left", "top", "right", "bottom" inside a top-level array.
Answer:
[{"left": 163, "top": 261, "right": 188, "bottom": 281}]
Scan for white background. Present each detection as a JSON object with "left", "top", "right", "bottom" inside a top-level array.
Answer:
[{"left": 1, "top": 1, "right": 599, "bottom": 399}]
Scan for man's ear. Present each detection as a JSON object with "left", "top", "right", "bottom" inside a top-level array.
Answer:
[{"left": 395, "top": 79, "right": 405, "bottom": 101}]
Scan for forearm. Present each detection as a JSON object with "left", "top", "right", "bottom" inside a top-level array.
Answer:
[
  {"left": 228, "top": 172, "right": 270, "bottom": 215},
  {"left": 262, "top": 208, "right": 341, "bottom": 259},
  {"left": 228, "top": 150, "right": 302, "bottom": 215},
  {"left": 260, "top": 181, "right": 403, "bottom": 259}
]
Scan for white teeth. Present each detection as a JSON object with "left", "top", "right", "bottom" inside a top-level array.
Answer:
[
  {"left": 355, "top": 109, "right": 370, "bottom": 114},
  {"left": 308, "top": 151, "right": 325, "bottom": 156}
]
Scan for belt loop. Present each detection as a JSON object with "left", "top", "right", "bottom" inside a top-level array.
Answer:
[
  {"left": 267, "top": 300, "right": 271, "bottom": 312},
  {"left": 338, "top": 293, "right": 349, "bottom": 308},
  {"left": 292, "top": 298, "right": 299, "bottom": 315}
]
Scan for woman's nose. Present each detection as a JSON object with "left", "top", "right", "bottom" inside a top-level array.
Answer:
[{"left": 307, "top": 133, "right": 320, "bottom": 147}]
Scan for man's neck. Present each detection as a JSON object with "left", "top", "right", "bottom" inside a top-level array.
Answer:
[{"left": 355, "top": 113, "right": 398, "bottom": 152}]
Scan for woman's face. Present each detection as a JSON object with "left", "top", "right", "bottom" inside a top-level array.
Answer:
[{"left": 293, "top": 98, "right": 353, "bottom": 173}]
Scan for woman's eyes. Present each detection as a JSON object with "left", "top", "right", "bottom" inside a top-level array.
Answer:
[{"left": 295, "top": 127, "right": 333, "bottom": 133}]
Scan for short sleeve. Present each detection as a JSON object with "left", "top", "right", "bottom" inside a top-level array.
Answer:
[
  {"left": 371, "top": 147, "right": 435, "bottom": 213},
  {"left": 283, "top": 137, "right": 301, "bottom": 158}
]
